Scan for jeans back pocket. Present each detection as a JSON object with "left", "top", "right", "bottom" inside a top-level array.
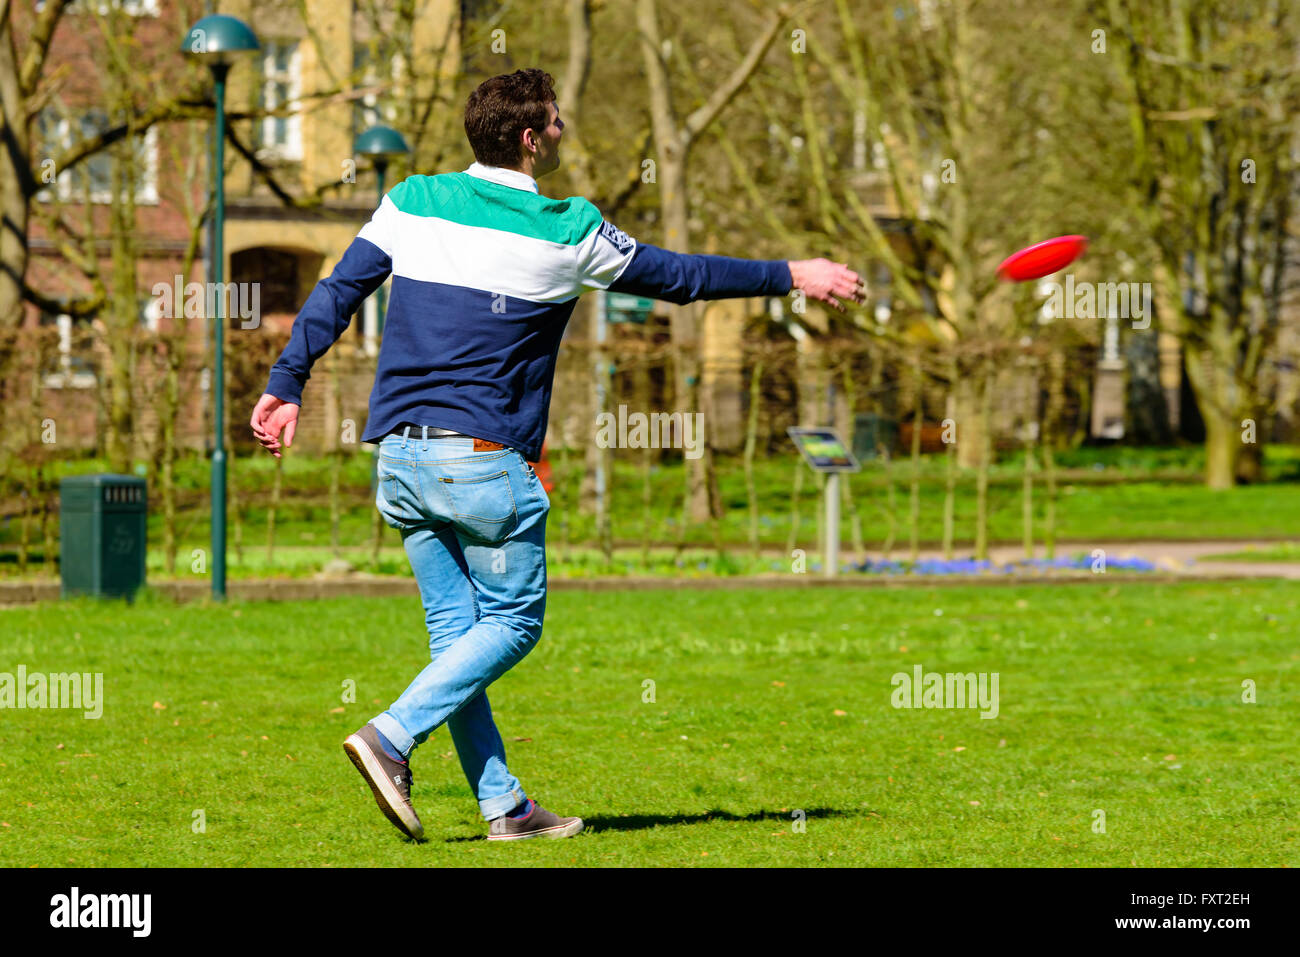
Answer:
[
  {"left": 376, "top": 458, "right": 426, "bottom": 530},
  {"left": 436, "top": 470, "right": 519, "bottom": 543}
]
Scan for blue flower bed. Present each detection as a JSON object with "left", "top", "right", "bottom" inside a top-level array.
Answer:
[{"left": 842, "top": 553, "right": 1159, "bottom": 576}]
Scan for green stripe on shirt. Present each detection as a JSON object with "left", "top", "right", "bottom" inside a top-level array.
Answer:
[{"left": 387, "top": 173, "right": 603, "bottom": 246}]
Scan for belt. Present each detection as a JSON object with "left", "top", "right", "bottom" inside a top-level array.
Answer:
[
  {"left": 390, "top": 423, "right": 506, "bottom": 452},
  {"left": 393, "top": 422, "right": 461, "bottom": 436}
]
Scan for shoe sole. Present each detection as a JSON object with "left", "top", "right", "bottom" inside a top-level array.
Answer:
[
  {"left": 343, "top": 733, "right": 425, "bottom": 841},
  {"left": 487, "top": 818, "right": 584, "bottom": 842}
]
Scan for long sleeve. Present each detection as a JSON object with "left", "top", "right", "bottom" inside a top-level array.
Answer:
[
  {"left": 607, "top": 242, "right": 791, "bottom": 304},
  {"left": 263, "top": 202, "right": 396, "bottom": 404},
  {"left": 572, "top": 213, "right": 792, "bottom": 304}
]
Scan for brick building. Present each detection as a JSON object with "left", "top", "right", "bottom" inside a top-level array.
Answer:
[{"left": 21, "top": 0, "right": 459, "bottom": 460}]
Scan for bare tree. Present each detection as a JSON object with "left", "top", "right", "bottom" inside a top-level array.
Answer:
[
  {"left": 635, "top": 0, "right": 787, "bottom": 524},
  {"left": 1105, "top": 0, "right": 1299, "bottom": 488}
]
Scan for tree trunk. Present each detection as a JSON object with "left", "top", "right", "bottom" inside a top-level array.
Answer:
[
  {"left": 269, "top": 451, "right": 283, "bottom": 567},
  {"left": 371, "top": 462, "right": 383, "bottom": 567},
  {"left": 39, "top": 460, "right": 55, "bottom": 578},
  {"left": 743, "top": 358, "right": 763, "bottom": 559},
  {"left": 639, "top": 349, "right": 654, "bottom": 568},
  {"left": 879, "top": 449, "right": 897, "bottom": 560},
  {"left": 974, "top": 365, "right": 993, "bottom": 560},
  {"left": 161, "top": 349, "right": 179, "bottom": 576},
  {"left": 1042, "top": 445, "right": 1057, "bottom": 560},
  {"left": 843, "top": 473, "right": 864, "bottom": 566},
  {"left": 908, "top": 349, "right": 923, "bottom": 561},
  {"left": 0, "top": 24, "right": 32, "bottom": 335},
  {"left": 943, "top": 438, "right": 956, "bottom": 560},
  {"left": 230, "top": 441, "right": 243, "bottom": 567},
  {"left": 1042, "top": 348, "right": 1064, "bottom": 559},
  {"left": 1235, "top": 404, "right": 1265, "bottom": 483},
  {"left": 104, "top": 129, "right": 140, "bottom": 475},
  {"left": 635, "top": 0, "right": 784, "bottom": 523},
  {"left": 838, "top": 364, "right": 865, "bottom": 564},
  {"left": 786, "top": 456, "right": 804, "bottom": 558},
  {"left": 1021, "top": 440, "right": 1034, "bottom": 560},
  {"left": 553, "top": 436, "right": 569, "bottom": 564},
  {"left": 103, "top": 332, "right": 136, "bottom": 474},
  {"left": 556, "top": 439, "right": 571, "bottom": 564},
  {"left": 329, "top": 357, "right": 342, "bottom": 557},
  {"left": 1185, "top": 343, "right": 1240, "bottom": 490},
  {"left": 953, "top": 374, "right": 984, "bottom": 470},
  {"left": 1202, "top": 408, "right": 1239, "bottom": 491},
  {"left": 700, "top": 379, "right": 725, "bottom": 560},
  {"left": 579, "top": 299, "right": 599, "bottom": 515},
  {"left": 19, "top": 463, "right": 31, "bottom": 575},
  {"left": 598, "top": 417, "right": 613, "bottom": 567}
]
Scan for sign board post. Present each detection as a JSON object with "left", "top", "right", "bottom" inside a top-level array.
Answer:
[
  {"left": 788, "top": 427, "right": 861, "bottom": 577},
  {"left": 605, "top": 291, "right": 655, "bottom": 324}
]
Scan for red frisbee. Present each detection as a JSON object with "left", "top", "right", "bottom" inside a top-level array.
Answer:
[{"left": 996, "top": 235, "right": 1088, "bottom": 282}]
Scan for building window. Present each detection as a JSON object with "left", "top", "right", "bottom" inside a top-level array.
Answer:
[
  {"left": 40, "top": 312, "right": 97, "bottom": 389},
  {"left": 35, "top": 107, "right": 159, "bottom": 206},
  {"left": 140, "top": 294, "right": 162, "bottom": 334},
  {"left": 352, "top": 44, "right": 402, "bottom": 140},
  {"left": 257, "top": 41, "right": 302, "bottom": 162},
  {"left": 40, "top": 0, "right": 160, "bottom": 16},
  {"left": 136, "top": 126, "right": 159, "bottom": 204}
]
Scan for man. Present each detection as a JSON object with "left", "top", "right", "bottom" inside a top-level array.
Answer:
[{"left": 250, "top": 69, "right": 864, "bottom": 842}]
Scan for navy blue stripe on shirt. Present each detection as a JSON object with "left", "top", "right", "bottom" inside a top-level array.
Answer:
[
  {"left": 359, "top": 277, "right": 577, "bottom": 459},
  {"left": 607, "top": 243, "right": 791, "bottom": 304}
]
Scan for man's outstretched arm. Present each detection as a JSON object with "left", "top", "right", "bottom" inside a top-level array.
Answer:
[
  {"left": 251, "top": 197, "right": 397, "bottom": 457},
  {"left": 574, "top": 217, "right": 865, "bottom": 311},
  {"left": 613, "top": 242, "right": 864, "bottom": 311}
]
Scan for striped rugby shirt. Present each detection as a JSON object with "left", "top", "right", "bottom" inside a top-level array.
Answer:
[{"left": 263, "top": 162, "right": 792, "bottom": 460}]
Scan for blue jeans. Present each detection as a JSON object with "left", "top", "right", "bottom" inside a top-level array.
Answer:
[{"left": 368, "top": 427, "right": 549, "bottom": 821}]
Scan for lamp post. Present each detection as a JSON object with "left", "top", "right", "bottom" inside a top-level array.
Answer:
[
  {"left": 353, "top": 125, "right": 410, "bottom": 341},
  {"left": 183, "top": 14, "right": 260, "bottom": 601},
  {"left": 353, "top": 126, "right": 410, "bottom": 503}
]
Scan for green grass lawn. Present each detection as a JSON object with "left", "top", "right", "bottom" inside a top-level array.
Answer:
[
  {"left": 1204, "top": 542, "right": 1300, "bottom": 563},
  {"left": 1, "top": 581, "right": 1295, "bottom": 867}
]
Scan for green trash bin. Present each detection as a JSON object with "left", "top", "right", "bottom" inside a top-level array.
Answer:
[{"left": 60, "top": 474, "right": 147, "bottom": 600}]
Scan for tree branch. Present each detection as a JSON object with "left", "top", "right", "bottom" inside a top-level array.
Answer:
[
  {"left": 681, "top": 7, "right": 787, "bottom": 148},
  {"left": 18, "top": 0, "right": 71, "bottom": 97}
]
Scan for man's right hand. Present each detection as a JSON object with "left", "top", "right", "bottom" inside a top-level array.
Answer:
[
  {"left": 250, "top": 393, "right": 299, "bottom": 458},
  {"left": 788, "top": 259, "right": 867, "bottom": 312}
]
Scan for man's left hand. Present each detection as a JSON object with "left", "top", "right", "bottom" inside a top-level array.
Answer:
[
  {"left": 788, "top": 258, "right": 867, "bottom": 312},
  {"left": 250, "top": 393, "right": 299, "bottom": 458}
]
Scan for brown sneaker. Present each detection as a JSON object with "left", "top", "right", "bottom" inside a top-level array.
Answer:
[
  {"left": 343, "top": 723, "right": 424, "bottom": 841},
  {"left": 487, "top": 800, "right": 583, "bottom": 842}
]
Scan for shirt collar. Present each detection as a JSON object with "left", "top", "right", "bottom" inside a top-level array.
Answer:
[{"left": 465, "top": 162, "right": 539, "bottom": 194}]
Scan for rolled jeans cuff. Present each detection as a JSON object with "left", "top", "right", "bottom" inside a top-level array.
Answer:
[
  {"left": 479, "top": 786, "right": 528, "bottom": 821},
  {"left": 371, "top": 711, "right": 415, "bottom": 758}
]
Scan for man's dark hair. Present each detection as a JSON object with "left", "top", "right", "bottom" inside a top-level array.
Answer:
[{"left": 464, "top": 69, "right": 556, "bottom": 168}]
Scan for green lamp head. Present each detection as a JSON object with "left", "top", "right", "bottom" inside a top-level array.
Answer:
[{"left": 182, "top": 15, "right": 261, "bottom": 66}]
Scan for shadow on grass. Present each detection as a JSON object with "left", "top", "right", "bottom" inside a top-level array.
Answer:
[{"left": 444, "top": 805, "right": 867, "bottom": 842}]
